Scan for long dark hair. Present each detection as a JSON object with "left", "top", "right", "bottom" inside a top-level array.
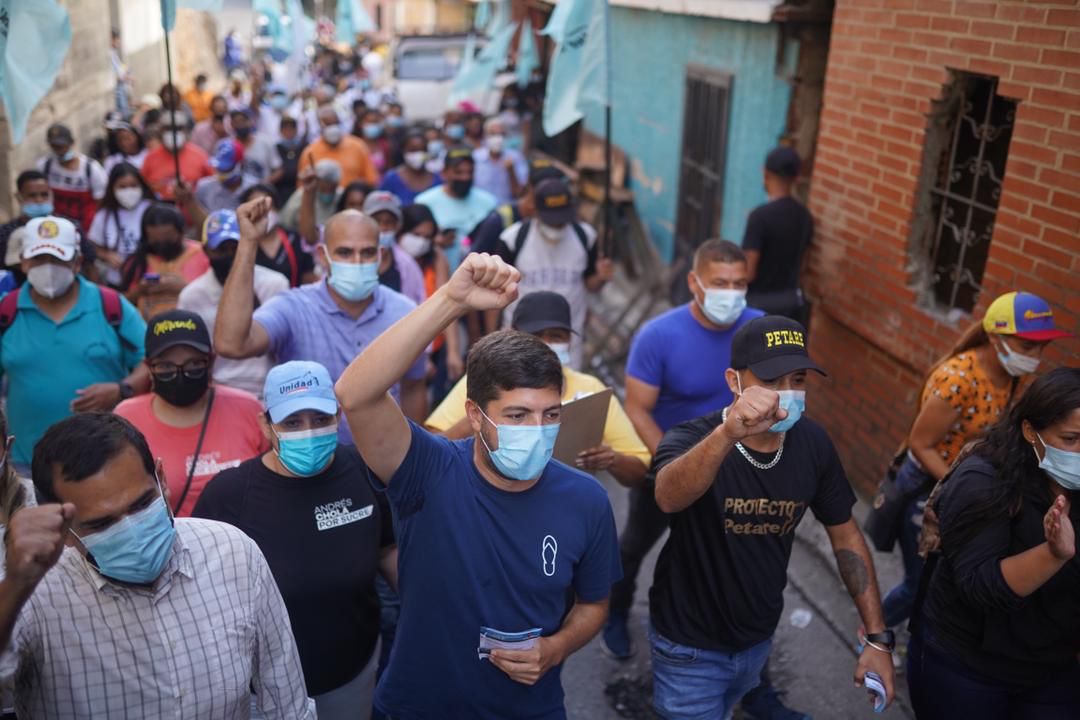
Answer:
[
  {"left": 335, "top": 181, "right": 373, "bottom": 212},
  {"left": 100, "top": 162, "right": 153, "bottom": 212},
  {"left": 400, "top": 203, "right": 438, "bottom": 265},
  {"left": 941, "top": 367, "right": 1080, "bottom": 548},
  {"left": 120, "top": 203, "right": 184, "bottom": 289}
]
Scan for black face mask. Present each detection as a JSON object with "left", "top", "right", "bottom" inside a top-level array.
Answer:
[
  {"left": 148, "top": 240, "right": 184, "bottom": 261},
  {"left": 209, "top": 255, "right": 233, "bottom": 284},
  {"left": 153, "top": 373, "right": 209, "bottom": 407},
  {"left": 213, "top": 113, "right": 226, "bottom": 123},
  {"left": 234, "top": 126, "right": 252, "bottom": 140},
  {"left": 449, "top": 179, "right": 473, "bottom": 198}
]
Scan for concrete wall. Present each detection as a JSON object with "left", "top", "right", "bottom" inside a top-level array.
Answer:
[
  {"left": 0, "top": 1, "right": 223, "bottom": 220},
  {"left": 806, "top": 0, "right": 1080, "bottom": 496},
  {"left": 583, "top": 6, "right": 797, "bottom": 261}
]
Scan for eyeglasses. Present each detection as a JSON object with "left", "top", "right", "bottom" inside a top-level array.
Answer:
[{"left": 150, "top": 359, "right": 209, "bottom": 382}]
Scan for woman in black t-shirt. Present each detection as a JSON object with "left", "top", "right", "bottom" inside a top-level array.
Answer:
[{"left": 909, "top": 367, "right": 1080, "bottom": 719}]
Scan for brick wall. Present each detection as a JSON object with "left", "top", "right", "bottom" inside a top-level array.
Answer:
[{"left": 806, "top": 0, "right": 1080, "bottom": 497}]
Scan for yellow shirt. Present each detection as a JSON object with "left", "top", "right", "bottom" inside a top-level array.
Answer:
[{"left": 426, "top": 367, "right": 652, "bottom": 466}]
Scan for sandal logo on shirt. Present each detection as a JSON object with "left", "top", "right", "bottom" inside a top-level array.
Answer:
[
  {"left": 542, "top": 535, "right": 558, "bottom": 576},
  {"left": 315, "top": 497, "right": 373, "bottom": 532}
]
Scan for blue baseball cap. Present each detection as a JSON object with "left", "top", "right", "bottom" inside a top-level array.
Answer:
[
  {"left": 211, "top": 138, "right": 243, "bottom": 172},
  {"left": 264, "top": 361, "right": 339, "bottom": 423},
  {"left": 202, "top": 209, "right": 241, "bottom": 249}
]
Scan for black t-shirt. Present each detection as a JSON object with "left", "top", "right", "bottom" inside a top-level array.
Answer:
[
  {"left": 380, "top": 256, "right": 402, "bottom": 294},
  {"left": 742, "top": 196, "right": 813, "bottom": 294},
  {"left": 648, "top": 411, "right": 855, "bottom": 651},
  {"left": 273, "top": 141, "right": 305, "bottom": 207},
  {"left": 191, "top": 446, "right": 394, "bottom": 695},
  {"left": 470, "top": 202, "right": 521, "bottom": 256},
  {"left": 255, "top": 229, "right": 314, "bottom": 287},
  {"left": 924, "top": 454, "right": 1080, "bottom": 687}
]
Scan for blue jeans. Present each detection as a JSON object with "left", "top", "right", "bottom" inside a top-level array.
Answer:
[
  {"left": 650, "top": 624, "right": 772, "bottom": 720},
  {"left": 881, "top": 457, "right": 933, "bottom": 628}
]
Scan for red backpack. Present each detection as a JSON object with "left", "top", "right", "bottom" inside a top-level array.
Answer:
[{"left": 0, "top": 284, "right": 125, "bottom": 343}]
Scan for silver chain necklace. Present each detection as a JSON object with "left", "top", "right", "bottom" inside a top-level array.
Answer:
[{"left": 722, "top": 407, "right": 785, "bottom": 470}]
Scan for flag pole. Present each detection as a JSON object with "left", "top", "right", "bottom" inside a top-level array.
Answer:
[
  {"left": 601, "top": 0, "right": 613, "bottom": 258},
  {"left": 162, "top": 10, "right": 182, "bottom": 184}
]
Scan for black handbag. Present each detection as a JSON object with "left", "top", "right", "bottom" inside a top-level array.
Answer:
[{"left": 863, "top": 449, "right": 911, "bottom": 552}]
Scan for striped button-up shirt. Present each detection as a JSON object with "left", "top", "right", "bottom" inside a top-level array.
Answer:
[{"left": 0, "top": 518, "right": 316, "bottom": 719}]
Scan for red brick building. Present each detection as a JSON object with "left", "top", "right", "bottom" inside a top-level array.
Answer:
[{"left": 806, "top": 0, "right": 1080, "bottom": 496}]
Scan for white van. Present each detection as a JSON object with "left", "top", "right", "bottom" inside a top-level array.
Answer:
[{"left": 391, "top": 34, "right": 511, "bottom": 121}]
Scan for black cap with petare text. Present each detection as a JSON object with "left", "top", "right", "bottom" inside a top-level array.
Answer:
[
  {"left": 730, "top": 316, "right": 826, "bottom": 381},
  {"left": 145, "top": 310, "right": 212, "bottom": 359}
]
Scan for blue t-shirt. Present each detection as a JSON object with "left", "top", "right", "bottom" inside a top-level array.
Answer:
[
  {"left": 376, "top": 422, "right": 621, "bottom": 719},
  {"left": 626, "top": 304, "right": 765, "bottom": 433},
  {"left": 0, "top": 277, "right": 145, "bottom": 464},
  {"left": 378, "top": 168, "right": 442, "bottom": 206}
]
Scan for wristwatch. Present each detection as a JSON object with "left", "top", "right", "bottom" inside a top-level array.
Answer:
[
  {"left": 864, "top": 630, "right": 896, "bottom": 653},
  {"left": 118, "top": 380, "right": 135, "bottom": 400}
]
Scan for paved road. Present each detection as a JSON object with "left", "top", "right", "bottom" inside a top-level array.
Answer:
[{"left": 562, "top": 476, "right": 916, "bottom": 719}]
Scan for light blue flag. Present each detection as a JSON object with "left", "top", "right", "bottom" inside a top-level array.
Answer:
[
  {"left": 516, "top": 17, "right": 539, "bottom": 89},
  {"left": 161, "top": 0, "right": 224, "bottom": 32},
  {"left": 489, "top": 0, "right": 512, "bottom": 33},
  {"left": 336, "top": 0, "right": 375, "bottom": 44},
  {"left": 448, "top": 20, "right": 515, "bottom": 107},
  {"left": 284, "top": 0, "right": 314, "bottom": 92},
  {"left": 474, "top": 0, "right": 491, "bottom": 32},
  {"left": 542, "top": 0, "right": 610, "bottom": 137},
  {"left": 0, "top": 0, "right": 72, "bottom": 144}
]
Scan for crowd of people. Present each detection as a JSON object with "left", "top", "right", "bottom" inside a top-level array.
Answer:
[{"left": 0, "top": 37, "right": 1076, "bottom": 720}]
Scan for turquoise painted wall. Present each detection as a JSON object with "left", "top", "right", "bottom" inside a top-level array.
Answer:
[{"left": 583, "top": 8, "right": 797, "bottom": 262}]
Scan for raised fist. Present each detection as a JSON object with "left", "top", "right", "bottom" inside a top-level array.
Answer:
[
  {"left": 721, "top": 385, "right": 786, "bottom": 441},
  {"left": 4, "top": 503, "right": 76, "bottom": 593},
  {"left": 445, "top": 253, "right": 521, "bottom": 313}
]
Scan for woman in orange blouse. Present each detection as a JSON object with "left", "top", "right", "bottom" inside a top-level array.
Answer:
[
  {"left": 121, "top": 203, "right": 210, "bottom": 319},
  {"left": 882, "top": 291, "right": 1071, "bottom": 630}
]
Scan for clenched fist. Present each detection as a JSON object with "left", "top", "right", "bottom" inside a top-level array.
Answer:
[
  {"left": 4, "top": 503, "right": 76, "bottom": 593},
  {"left": 236, "top": 196, "right": 273, "bottom": 242},
  {"left": 720, "top": 385, "right": 786, "bottom": 441},
  {"left": 445, "top": 253, "right": 521, "bottom": 313}
]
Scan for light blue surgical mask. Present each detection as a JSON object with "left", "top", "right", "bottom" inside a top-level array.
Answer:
[
  {"left": 547, "top": 342, "right": 572, "bottom": 366},
  {"left": 695, "top": 278, "right": 746, "bottom": 326},
  {"left": 57, "top": 149, "right": 76, "bottom": 163},
  {"left": 275, "top": 424, "right": 338, "bottom": 476},
  {"left": 378, "top": 230, "right": 397, "bottom": 248},
  {"left": 362, "top": 123, "right": 383, "bottom": 139},
  {"left": 1037, "top": 433, "right": 1080, "bottom": 491},
  {"left": 387, "top": 116, "right": 406, "bottom": 129},
  {"left": 270, "top": 94, "right": 289, "bottom": 111},
  {"left": 317, "top": 191, "right": 337, "bottom": 205},
  {"left": 445, "top": 124, "right": 465, "bottom": 141},
  {"left": 769, "top": 390, "right": 806, "bottom": 433},
  {"left": 23, "top": 202, "right": 54, "bottom": 218},
  {"left": 427, "top": 140, "right": 445, "bottom": 157},
  {"left": 734, "top": 374, "right": 805, "bottom": 433},
  {"left": 73, "top": 488, "right": 175, "bottom": 585},
  {"left": 326, "top": 252, "right": 380, "bottom": 302},
  {"left": 478, "top": 408, "right": 560, "bottom": 481}
]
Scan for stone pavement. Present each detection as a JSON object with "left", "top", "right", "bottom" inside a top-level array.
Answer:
[{"left": 561, "top": 476, "right": 917, "bottom": 720}]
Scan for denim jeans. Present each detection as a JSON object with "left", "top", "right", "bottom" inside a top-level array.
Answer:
[
  {"left": 881, "top": 457, "right": 933, "bottom": 629},
  {"left": 650, "top": 624, "right": 772, "bottom": 720},
  {"left": 908, "top": 623, "right": 1080, "bottom": 719}
]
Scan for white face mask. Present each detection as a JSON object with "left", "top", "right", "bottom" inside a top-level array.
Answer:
[
  {"left": 28, "top": 263, "right": 75, "bottom": 299},
  {"left": 996, "top": 337, "right": 1040, "bottom": 377},
  {"left": 114, "top": 187, "right": 143, "bottom": 210},
  {"left": 536, "top": 222, "right": 563, "bottom": 243},
  {"left": 322, "top": 124, "right": 343, "bottom": 145},
  {"left": 546, "top": 342, "right": 571, "bottom": 366},
  {"left": 399, "top": 232, "right": 431, "bottom": 258},
  {"left": 486, "top": 134, "right": 505, "bottom": 154},
  {"left": 161, "top": 132, "right": 186, "bottom": 152},
  {"left": 404, "top": 151, "right": 427, "bottom": 170}
]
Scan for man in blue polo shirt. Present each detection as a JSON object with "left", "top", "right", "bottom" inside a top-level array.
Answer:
[
  {"left": 0, "top": 216, "right": 148, "bottom": 470},
  {"left": 334, "top": 252, "right": 621, "bottom": 719},
  {"left": 606, "top": 239, "right": 764, "bottom": 658},
  {"left": 215, "top": 197, "right": 427, "bottom": 444}
]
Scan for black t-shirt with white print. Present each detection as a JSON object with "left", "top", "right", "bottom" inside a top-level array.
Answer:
[
  {"left": 192, "top": 445, "right": 394, "bottom": 695},
  {"left": 648, "top": 410, "right": 855, "bottom": 652}
]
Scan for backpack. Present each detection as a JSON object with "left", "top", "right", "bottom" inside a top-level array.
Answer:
[
  {"left": 507, "top": 220, "right": 590, "bottom": 266},
  {"left": 0, "top": 284, "right": 130, "bottom": 350}
]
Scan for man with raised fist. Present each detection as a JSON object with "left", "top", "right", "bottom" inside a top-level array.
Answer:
[
  {"left": 0, "top": 412, "right": 314, "bottom": 719},
  {"left": 334, "top": 252, "right": 621, "bottom": 719}
]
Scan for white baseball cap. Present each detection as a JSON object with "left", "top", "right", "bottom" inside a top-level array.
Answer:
[{"left": 23, "top": 216, "right": 78, "bottom": 261}]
